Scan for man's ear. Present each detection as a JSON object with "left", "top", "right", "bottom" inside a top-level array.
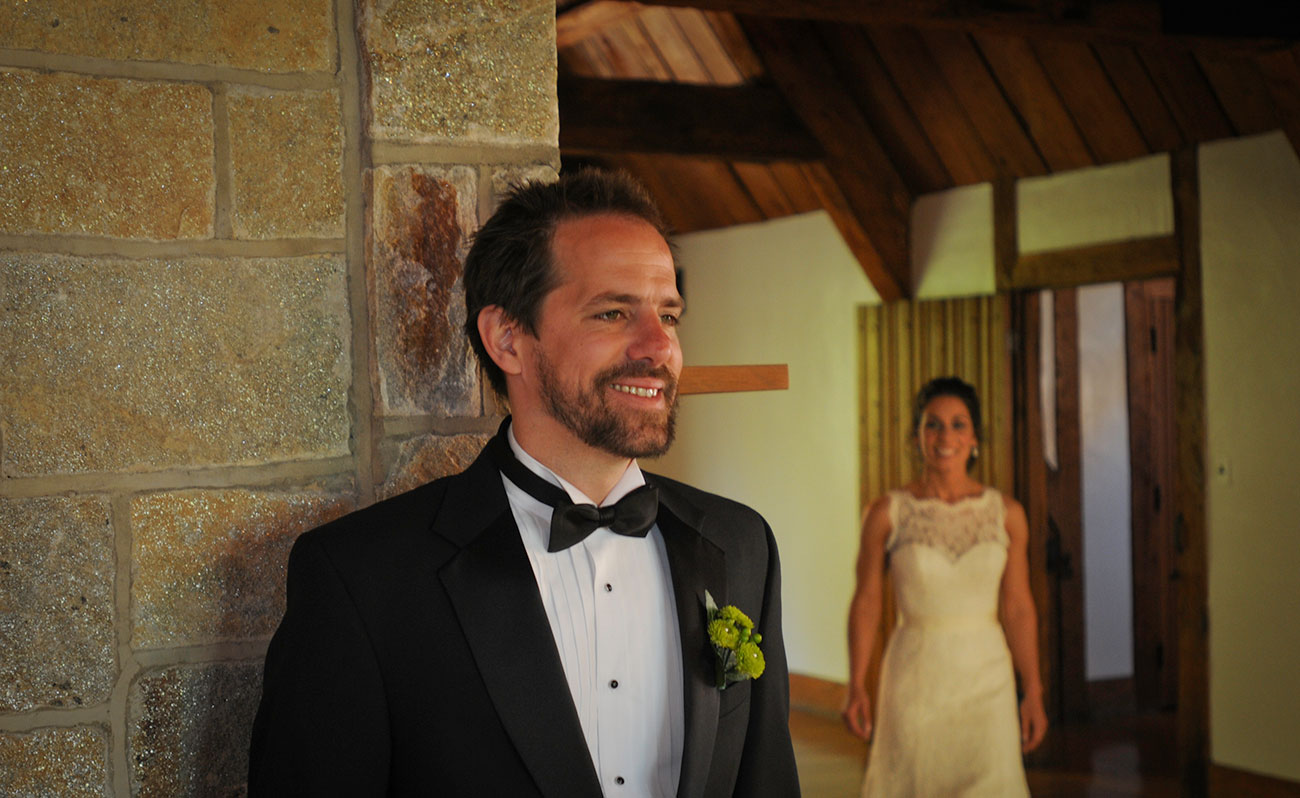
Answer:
[{"left": 476, "top": 305, "right": 524, "bottom": 377}]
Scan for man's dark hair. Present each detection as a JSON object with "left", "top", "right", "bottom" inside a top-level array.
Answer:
[
  {"left": 463, "top": 168, "right": 671, "bottom": 398},
  {"left": 911, "top": 376, "right": 983, "bottom": 471}
]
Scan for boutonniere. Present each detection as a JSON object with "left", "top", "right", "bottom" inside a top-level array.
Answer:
[{"left": 704, "top": 590, "right": 765, "bottom": 689}]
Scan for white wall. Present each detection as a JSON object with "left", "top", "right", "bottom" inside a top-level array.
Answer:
[
  {"left": 1076, "top": 283, "right": 1134, "bottom": 681},
  {"left": 1200, "top": 131, "right": 1300, "bottom": 781},
  {"left": 648, "top": 211, "right": 879, "bottom": 681}
]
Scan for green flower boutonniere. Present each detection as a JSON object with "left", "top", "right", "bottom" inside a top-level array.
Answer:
[{"left": 705, "top": 590, "right": 765, "bottom": 690}]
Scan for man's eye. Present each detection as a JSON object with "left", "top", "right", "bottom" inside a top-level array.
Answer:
[
  {"left": 595, "top": 310, "right": 623, "bottom": 321},
  {"left": 661, "top": 314, "right": 680, "bottom": 326}
]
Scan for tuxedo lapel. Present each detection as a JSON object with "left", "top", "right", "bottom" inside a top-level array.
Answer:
[
  {"left": 435, "top": 453, "right": 603, "bottom": 798},
  {"left": 653, "top": 480, "right": 726, "bottom": 798}
]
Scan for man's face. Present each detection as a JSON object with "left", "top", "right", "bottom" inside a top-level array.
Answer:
[{"left": 525, "top": 213, "right": 684, "bottom": 459}]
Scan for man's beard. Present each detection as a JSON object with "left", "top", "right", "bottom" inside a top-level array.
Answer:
[{"left": 535, "top": 349, "right": 678, "bottom": 459}]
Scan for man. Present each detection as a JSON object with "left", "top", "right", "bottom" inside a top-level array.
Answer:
[{"left": 248, "top": 169, "right": 800, "bottom": 797}]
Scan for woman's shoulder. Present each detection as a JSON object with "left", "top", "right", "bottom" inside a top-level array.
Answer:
[
  {"left": 995, "top": 488, "right": 1025, "bottom": 514},
  {"left": 865, "top": 491, "right": 896, "bottom": 520}
]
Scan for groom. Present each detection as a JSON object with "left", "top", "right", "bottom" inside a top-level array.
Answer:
[{"left": 248, "top": 168, "right": 800, "bottom": 797}]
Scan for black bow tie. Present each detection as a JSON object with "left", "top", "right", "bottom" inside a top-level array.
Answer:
[{"left": 488, "top": 426, "right": 659, "bottom": 553}]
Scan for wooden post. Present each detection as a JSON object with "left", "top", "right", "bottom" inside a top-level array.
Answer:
[{"left": 1171, "top": 146, "right": 1210, "bottom": 797}]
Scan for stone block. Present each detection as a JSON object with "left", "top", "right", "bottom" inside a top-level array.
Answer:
[
  {"left": 229, "top": 88, "right": 345, "bottom": 240},
  {"left": 128, "top": 662, "right": 261, "bottom": 798},
  {"left": 0, "top": 497, "right": 115, "bottom": 713},
  {"left": 357, "top": 0, "right": 557, "bottom": 145},
  {"left": 378, "top": 432, "right": 491, "bottom": 500},
  {"left": 0, "top": 726, "right": 111, "bottom": 798},
  {"left": 0, "top": 69, "right": 213, "bottom": 240},
  {"left": 131, "top": 490, "right": 354, "bottom": 648},
  {"left": 369, "top": 165, "right": 480, "bottom": 416},
  {"left": 0, "top": 254, "right": 350, "bottom": 475},
  {"left": 0, "top": 1, "right": 334, "bottom": 73}
]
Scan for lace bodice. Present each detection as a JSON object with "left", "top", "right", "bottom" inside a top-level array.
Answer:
[{"left": 886, "top": 488, "right": 1007, "bottom": 561}]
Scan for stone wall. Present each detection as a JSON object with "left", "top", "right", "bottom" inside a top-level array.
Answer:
[{"left": 0, "top": 1, "right": 557, "bottom": 794}]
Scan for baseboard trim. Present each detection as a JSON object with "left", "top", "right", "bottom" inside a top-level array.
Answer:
[
  {"left": 1210, "top": 764, "right": 1300, "bottom": 797},
  {"left": 790, "top": 672, "right": 848, "bottom": 716}
]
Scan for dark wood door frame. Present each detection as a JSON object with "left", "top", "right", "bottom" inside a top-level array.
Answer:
[{"left": 995, "top": 147, "right": 1209, "bottom": 796}]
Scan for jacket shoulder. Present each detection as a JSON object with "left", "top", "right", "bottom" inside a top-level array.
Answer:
[
  {"left": 646, "top": 471, "right": 768, "bottom": 530},
  {"left": 291, "top": 465, "right": 477, "bottom": 569}
]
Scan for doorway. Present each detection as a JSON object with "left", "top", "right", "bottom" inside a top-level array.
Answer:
[{"left": 1014, "top": 278, "right": 1179, "bottom": 764}]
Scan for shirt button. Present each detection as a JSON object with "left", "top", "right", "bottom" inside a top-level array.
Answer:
[
  {"left": 604, "top": 583, "right": 613, "bottom": 592},
  {"left": 609, "top": 679, "right": 619, "bottom": 689},
  {"left": 615, "top": 776, "right": 625, "bottom": 785}
]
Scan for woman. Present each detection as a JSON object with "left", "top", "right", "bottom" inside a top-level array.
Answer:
[{"left": 844, "top": 376, "right": 1047, "bottom": 797}]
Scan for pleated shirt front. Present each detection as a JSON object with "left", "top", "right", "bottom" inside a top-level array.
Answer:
[{"left": 502, "top": 429, "right": 684, "bottom": 798}]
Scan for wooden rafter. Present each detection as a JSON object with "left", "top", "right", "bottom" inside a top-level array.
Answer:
[
  {"left": 558, "top": 76, "right": 823, "bottom": 160},
  {"left": 740, "top": 16, "right": 912, "bottom": 300},
  {"left": 627, "top": 0, "right": 1297, "bottom": 50}
]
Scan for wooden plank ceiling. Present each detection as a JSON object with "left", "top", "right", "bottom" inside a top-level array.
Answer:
[{"left": 555, "top": 0, "right": 1300, "bottom": 300}]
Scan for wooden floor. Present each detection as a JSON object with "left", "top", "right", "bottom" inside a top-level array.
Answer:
[{"left": 790, "top": 707, "right": 1180, "bottom": 797}]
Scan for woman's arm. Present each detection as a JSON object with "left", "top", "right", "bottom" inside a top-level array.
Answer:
[
  {"left": 999, "top": 496, "right": 1048, "bottom": 752},
  {"left": 842, "top": 495, "right": 892, "bottom": 741}
]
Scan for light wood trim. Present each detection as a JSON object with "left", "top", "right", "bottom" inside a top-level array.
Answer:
[
  {"left": 1011, "top": 235, "right": 1179, "bottom": 290},
  {"left": 678, "top": 364, "right": 788, "bottom": 395}
]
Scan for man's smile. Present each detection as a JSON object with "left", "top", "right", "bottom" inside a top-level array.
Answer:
[{"left": 611, "top": 383, "right": 662, "bottom": 398}]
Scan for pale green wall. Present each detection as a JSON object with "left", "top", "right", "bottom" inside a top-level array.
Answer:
[
  {"left": 1200, "top": 131, "right": 1300, "bottom": 781},
  {"left": 1018, "top": 153, "right": 1173, "bottom": 252},
  {"left": 648, "top": 211, "right": 880, "bottom": 681}
]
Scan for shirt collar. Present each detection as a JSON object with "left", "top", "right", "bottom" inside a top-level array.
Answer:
[{"left": 506, "top": 423, "right": 646, "bottom": 507}]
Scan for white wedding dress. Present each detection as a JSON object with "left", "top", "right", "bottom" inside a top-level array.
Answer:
[{"left": 860, "top": 489, "right": 1030, "bottom": 798}]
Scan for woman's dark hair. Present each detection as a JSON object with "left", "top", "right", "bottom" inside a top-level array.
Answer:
[
  {"left": 462, "top": 168, "right": 671, "bottom": 398},
  {"left": 911, "top": 376, "right": 983, "bottom": 471}
]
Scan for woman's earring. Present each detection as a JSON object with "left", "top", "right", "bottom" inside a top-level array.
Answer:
[{"left": 972, "top": 445, "right": 980, "bottom": 458}]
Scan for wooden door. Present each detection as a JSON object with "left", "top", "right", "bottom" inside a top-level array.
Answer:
[{"left": 1126, "top": 278, "right": 1179, "bottom": 711}]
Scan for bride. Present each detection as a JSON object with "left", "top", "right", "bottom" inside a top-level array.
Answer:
[{"left": 843, "top": 376, "right": 1048, "bottom": 797}]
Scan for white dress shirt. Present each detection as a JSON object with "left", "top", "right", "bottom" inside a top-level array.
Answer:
[{"left": 503, "top": 427, "right": 685, "bottom": 798}]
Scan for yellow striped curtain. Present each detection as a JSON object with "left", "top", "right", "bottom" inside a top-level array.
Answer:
[
  {"left": 855, "top": 294, "right": 1013, "bottom": 699},
  {"left": 858, "top": 294, "right": 1013, "bottom": 509}
]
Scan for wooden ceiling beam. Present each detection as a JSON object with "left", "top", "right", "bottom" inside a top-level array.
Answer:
[
  {"left": 558, "top": 76, "right": 823, "bottom": 161},
  {"left": 557, "top": 2, "right": 646, "bottom": 49},
  {"left": 739, "top": 16, "right": 911, "bottom": 300},
  {"left": 596, "top": 0, "right": 1295, "bottom": 51}
]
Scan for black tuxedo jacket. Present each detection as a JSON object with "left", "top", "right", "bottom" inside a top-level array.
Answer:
[{"left": 248, "top": 441, "right": 800, "bottom": 797}]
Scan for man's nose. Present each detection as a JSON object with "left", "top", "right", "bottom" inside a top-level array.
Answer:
[{"left": 627, "top": 313, "right": 674, "bottom": 365}]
